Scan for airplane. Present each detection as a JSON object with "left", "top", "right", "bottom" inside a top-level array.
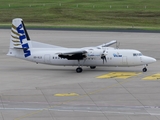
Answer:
[{"left": 7, "top": 18, "right": 156, "bottom": 73}]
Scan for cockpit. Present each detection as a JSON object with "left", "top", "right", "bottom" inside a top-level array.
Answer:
[{"left": 133, "top": 53, "right": 143, "bottom": 56}]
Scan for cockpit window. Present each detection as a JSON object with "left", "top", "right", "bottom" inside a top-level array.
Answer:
[
  {"left": 133, "top": 53, "right": 143, "bottom": 56},
  {"left": 133, "top": 53, "right": 137, "bottom": 56}
]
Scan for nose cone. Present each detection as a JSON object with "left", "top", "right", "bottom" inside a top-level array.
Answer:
[{"left": 142, "top": 56, "right": 156, "bottom": 64}]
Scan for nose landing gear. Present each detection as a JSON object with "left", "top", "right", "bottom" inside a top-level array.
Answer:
[
  {"left": 142, "top": 67, "right": 147, "bottom": 72},
  {"left": 142, "top": 64, "right": 147, "bottom": 72}
]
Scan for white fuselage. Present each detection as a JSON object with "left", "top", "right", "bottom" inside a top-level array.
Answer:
[{"left": 11, "top": 47, "right": 156, "bottom": 67}]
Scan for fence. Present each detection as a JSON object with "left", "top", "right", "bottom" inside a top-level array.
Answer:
[{"left": 0, "top": 3, "right": 160, "bottom": 11}]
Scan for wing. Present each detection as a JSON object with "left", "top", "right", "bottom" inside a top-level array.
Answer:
[
  {"left": 58, "top": 50, "right": 87, "bottom": 60},
  {"left": 97, "top": 40, "right": 117, "bottom": 47}
]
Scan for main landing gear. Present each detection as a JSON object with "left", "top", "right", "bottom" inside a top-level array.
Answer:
[
  {"left": 76, "top": 66, "right": 97, "bottom": 73},
  {"left": 76, "top": 60, "right": 83, "bottom": 73},
  {"left": 76, "top": 67, "right": 83, "bottom": 73},
  {"left": 90, "top": 66, "right": 96, "bottom": 69}
]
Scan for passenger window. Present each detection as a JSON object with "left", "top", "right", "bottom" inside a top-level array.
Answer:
[{"left": 133, "top": 53, "right": 143, "bottom": 56}]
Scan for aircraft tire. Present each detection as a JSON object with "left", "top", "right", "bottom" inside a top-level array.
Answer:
[
  {"left": 142, "top": 68, "right": 147, "bottom": 72},
  {"left": 90, "top": 66, "right": 96, "bottom": 69},
  {"left": 76, "top": 67, "right": 83, "bottom": 73}
]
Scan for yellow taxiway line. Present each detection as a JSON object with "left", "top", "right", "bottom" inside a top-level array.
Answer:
[
  {"left": 97, "top": 72, "right": 141, "bottom": 79},
  {"left": 143, "top": 73, "right": 160, "bottom": 80}
]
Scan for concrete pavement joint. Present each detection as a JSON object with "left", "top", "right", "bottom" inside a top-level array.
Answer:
[{"left": 14, "top": 79, "right": 130, "bottom": 120}]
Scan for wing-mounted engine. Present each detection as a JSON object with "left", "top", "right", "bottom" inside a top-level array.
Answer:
[{"left": 58, "top": 50, "right": 87, "bottom": 60}]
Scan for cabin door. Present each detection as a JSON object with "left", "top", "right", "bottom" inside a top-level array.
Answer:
[
  {"left": 122, "top": 56, "right": 128, "bottom": 65},
  {"left": 44, "top": 54, "right": 50, "bottom": 64}
]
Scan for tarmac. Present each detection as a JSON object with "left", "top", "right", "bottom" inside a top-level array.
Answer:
[{"left": 0, "top": 29, "right": 160, "bottom": 120}]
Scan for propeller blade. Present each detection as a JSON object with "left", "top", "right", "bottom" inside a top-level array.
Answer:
[
  {"left": 101, "top": 54, "right": 107, "bottom": 64},
  {"left": 104, "top": 56, "right": 107, "bottom": 62}
]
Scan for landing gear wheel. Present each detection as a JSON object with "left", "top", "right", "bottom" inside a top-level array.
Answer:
[
  {"left": 90, "top": 66, "right": 96, "bottom": 69},
  {"left": 76, "top": 67, "right": 83, "bottom": 73},
  {"left": 142, "top": 67, "right": 147, "bottom": 72}
]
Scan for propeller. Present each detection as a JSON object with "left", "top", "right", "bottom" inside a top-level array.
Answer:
[{"left": 101, "top": 50, "right": 107, "bottom": 64}]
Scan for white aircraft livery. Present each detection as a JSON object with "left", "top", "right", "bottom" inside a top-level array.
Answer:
[{"left": 7, "top": 18, "right": 156, "bottom": 73}]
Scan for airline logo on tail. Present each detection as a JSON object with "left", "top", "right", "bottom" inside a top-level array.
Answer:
[{"left": 11, "top": 22, "right": 31, "bottom": 57}]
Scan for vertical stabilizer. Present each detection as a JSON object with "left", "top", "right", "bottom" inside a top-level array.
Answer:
[{"left": 8, "top": 18, "right": 31, "bottom": 57}]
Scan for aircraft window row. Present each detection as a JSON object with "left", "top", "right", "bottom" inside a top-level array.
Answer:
[
  {"left": 52, "top": 57, "right": 95, "bottom": 60},
  {"left": 53, "top": 57, "right": 65, "bottom": 59},
  {"left": 133, "top": 53, "right": 143, "bottom": 56},
  {"left": 33, "top": 56, "right": 42, "bottom": 59},
  {"left": 87, "top": 58, "right": 95, "bottom": 60}
]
